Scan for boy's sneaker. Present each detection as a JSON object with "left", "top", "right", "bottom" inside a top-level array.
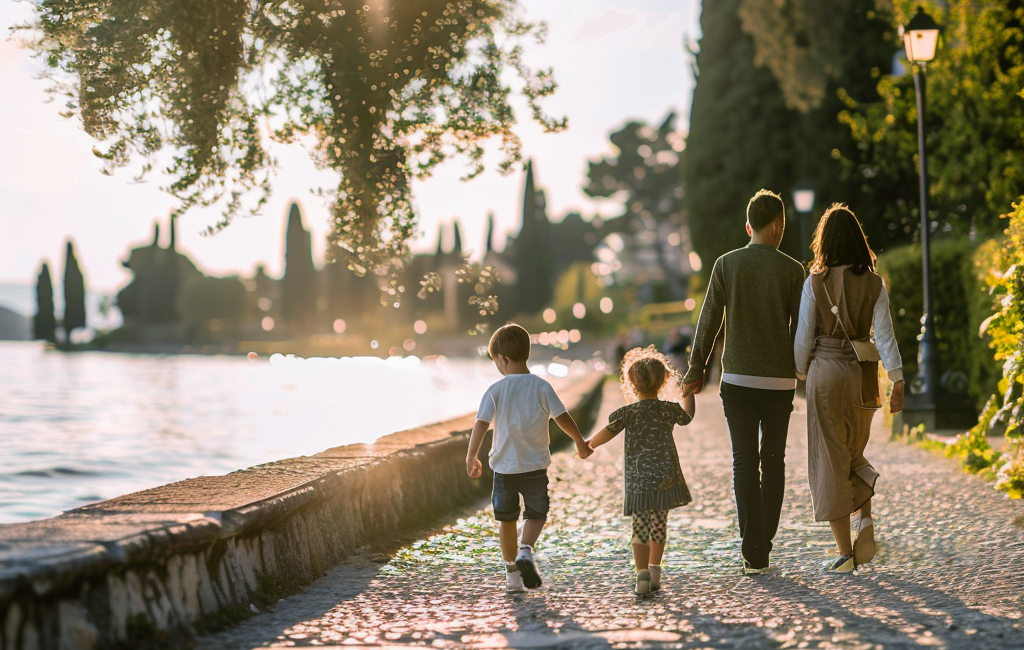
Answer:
[
  {"left": 853, "top": 516, "right": 876, "bottom": 566},
  {"left": 635, "top": 569, "right": 652, "bottom": 595},
  {"left": 515, "top": 544, "right": 542, "bottom": 589},
  {"left": 505, "top": 568, "right": 525, "bottom": 592},
  {"left": 649, "top": 565, "right": 662, "bottom": 592},
  {"left": 825, "top": 554, "right": 856, "bottom": 574},
  {"left": 742, "top": 560, "right": 765, "bottom": 576}
]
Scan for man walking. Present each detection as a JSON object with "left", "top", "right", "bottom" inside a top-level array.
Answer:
[{"left": 682, "top": 189, "right": 805, "bottom": 575}]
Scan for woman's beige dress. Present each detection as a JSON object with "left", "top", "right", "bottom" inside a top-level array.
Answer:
[{"left": 805, "top": 268, "right": 882, "bottom": 522}]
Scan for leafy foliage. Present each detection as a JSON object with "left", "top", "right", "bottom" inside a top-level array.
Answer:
[
  {"left": 737, "top": 0, "right": 892, "bottom": 112},
  {"left": 876, "top": 237, "right": 1000, "bottom": 411},
  {"left": 839, "top": 1, "right": 1024, "bottom": 246},
  {"left": 24, "top": 0, "right": 564, "bottom": 280},
  {"left": 922, "top": 204, "right": 1024, "bottom": 498},
  {"left": 979, "top": 203, "right": 1024, "bottom": 497}
]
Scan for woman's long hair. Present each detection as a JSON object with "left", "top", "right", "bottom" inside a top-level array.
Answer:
[{"left": 809, "top": 203, "right": 877, "bottom": 275}]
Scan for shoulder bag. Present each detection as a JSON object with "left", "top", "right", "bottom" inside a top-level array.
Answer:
[{"left": 821, "top": 279, "right": 882, "bottom": 409}]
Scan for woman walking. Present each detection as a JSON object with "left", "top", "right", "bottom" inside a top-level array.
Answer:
[{"left": 794, "top": 204, "right": 904, "bottom": 573}]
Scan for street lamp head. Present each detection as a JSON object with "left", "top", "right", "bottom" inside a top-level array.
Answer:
[
  {"left": 900, "top": 6, "right": 940, "bottom": 62},
  {"left": 792, "top": 181, "right": 815, "bottom": 214}
]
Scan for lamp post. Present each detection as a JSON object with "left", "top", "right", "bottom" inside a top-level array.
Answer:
[
  {"left": 792, "top": 181, "right": 816, "bottom": 263},
  {"left": 899, "top": 7, "right": 974, "bottom": 430}
]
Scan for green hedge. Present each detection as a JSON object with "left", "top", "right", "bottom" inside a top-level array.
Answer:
[{"left": 876, "top": 237, "right": 1001, "bottom": 411}]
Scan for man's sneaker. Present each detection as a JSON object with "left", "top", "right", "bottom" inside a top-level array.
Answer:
[
  {"left": 515, "top": 545, "right": 542, "bottom": 589},
  {"left": 635, "top": 569, "right": 652, "bottom": 595},
  {"left": 649, "top": 565, "right": 662, "bottom": 592},
  {"left": 853, "top": 516, "right": 876, "bottom": 566},
  {"left": 825, "top": 554, "right": 855, "bottom": 573},
  {"left": 505, "top": 568, "right": 525, "bottom": 592},
  {"left": 742, "top": 560, "right": 766, "bottom": 576}
]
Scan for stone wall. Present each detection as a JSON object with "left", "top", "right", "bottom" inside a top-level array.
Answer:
[{"left": 0, "top": 373, "right": 605, "bottom": 650}]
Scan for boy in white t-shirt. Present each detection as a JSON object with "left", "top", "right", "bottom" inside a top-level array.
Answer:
[{"left": 466, "top": 323, "right": 593, "bottom": 591}]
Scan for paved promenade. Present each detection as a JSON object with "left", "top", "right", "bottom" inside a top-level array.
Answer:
[{"left": 198, "top": 381, "right": 1024, "bottom": 649}]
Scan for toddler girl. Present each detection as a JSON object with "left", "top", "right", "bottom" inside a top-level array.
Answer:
[{"left": 587, "top": 346, "right": 695, "bottom": 595}]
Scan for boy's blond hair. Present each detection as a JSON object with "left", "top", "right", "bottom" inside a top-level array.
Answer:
[{"left": 488, "top": 323, "right": 531, "bottom": 362}]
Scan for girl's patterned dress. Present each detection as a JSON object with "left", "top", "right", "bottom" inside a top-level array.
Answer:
[{"left": 605, "top": 399, "right": 692, "bottom": 545}]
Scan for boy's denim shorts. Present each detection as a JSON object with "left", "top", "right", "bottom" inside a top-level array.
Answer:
[{"left": 492, "top": 468, "right": 549, "bottom": 521}]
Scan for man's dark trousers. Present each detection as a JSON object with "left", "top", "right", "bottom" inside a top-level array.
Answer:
[{"left": 720, "top": 382, "right": 795, "bottom": 569}]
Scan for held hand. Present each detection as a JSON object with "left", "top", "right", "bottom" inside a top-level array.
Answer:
[
  {"left": 682, "top": 379, "right": 703, "bottom": 397},
  {"left": 466, "top": 456, "right": 483, "bottom": 479},
  {"left": 889, "top": 380, "right": 905, "bottom": 414},
  {"left": 575, "top": 441, "right": 594, "bottom": 460},
  {"left": 796, "top": 372, "right": 807, "bottom": 382}
]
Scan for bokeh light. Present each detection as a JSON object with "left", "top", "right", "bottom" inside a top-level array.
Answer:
[
  {"left": 572, "top": 303, "right": 586, "bottom": 319},
  {"left": 600, "top": 297, "right": 614, "bottom": 313},
  {"left": 413, "top": 320, "right": 428, "bottom": 334},
  {"left": 569, "top": 329, "right": 581, "bottom": 343},
  {"left": 370, "top": 340, "right": 379, "bottom": 350},
  {"left": 403, "top": 338, "right": 416, "bottom": 351},
  {"left": 685, "top": 298, "right": 697, "bottom": 310},
  {"left": 333, "top": 319, "right": 347, "bottom": 334},
  {"left": 689, "top": 251, "right": 703, "bottom": 272},
  {"left": 542, "top": 308, "right": 557, "bottom": 324},
  {"left": 261, "top": 317, "right": 274, "bottom": 331}
]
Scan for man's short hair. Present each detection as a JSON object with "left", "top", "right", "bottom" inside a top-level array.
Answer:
[
  {"left": 488, "top": 323, "right": 531, "bottom": 362},
  {"left": 747, "top": 189, "right": 785, "bottom": 231}
]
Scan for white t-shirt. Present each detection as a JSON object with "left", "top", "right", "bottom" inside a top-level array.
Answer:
[{"left": 476, "top": 373, "right": 568, "bottom": 475}]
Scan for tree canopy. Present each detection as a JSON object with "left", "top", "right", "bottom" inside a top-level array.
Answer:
[
  {"left": 24, "top": 0, "right": 564, "bottom": 280},
  {"left": 584, "top": 112, "right": 686, "bottom": 299},
  {"left": 839, "top": 0, "right": 1024, "bottom": 243},
  {"left": 686, "top": 0, "right": 895, "bottom": 264}
]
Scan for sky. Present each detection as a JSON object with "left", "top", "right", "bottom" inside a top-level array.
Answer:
[{"left": 0, "top": 0, "right": 701, "bottom": 298}]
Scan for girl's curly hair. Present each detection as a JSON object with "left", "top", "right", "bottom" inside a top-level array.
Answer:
[{"left": 620, "top": 345, "right": 681, "bottom": 404}]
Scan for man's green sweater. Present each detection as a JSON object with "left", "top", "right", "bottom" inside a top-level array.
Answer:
[{"left": 683, "top": 243, "right": 806, "bottom": 388}]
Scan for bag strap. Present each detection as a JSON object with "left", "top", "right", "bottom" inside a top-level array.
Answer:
[{"left": 820, "top": 278, "right": 857, "bottom": 347}]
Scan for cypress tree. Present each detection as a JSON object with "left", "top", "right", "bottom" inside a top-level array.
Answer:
[
  {"left": 512, "top": 161, "right": 554, "bottom": 315},
  {"left": 34, "top": 262, "right": 56, "bottom": 342},
  {"left": 281, "top": 203, "right": 318, "bottom": 331},
  {"left": 685, "top": 0, "right": 803, "bottom": 265},
  {"left": 63, "top": 241, "right": 87, "bottom": 334},
  {"left": 485, "top": 213, "right": 495, "bottom": 254},
  {"left": 452, "top": 220, "right": 463, "bottom": 255}
]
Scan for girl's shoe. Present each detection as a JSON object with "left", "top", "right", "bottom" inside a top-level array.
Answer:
[
  {"left": 825, "top": 554, "right": 855, "bottom": 573},
  {"left": 506, "top": 568, "right": 525, "bottom": 592},
  {"left": 635, "top": 569, "right": 652, "bottom": 595},
  {"left": 853, "top": 516, "right": 876, "bottom": 566},
  {"left": 649, "top": 565, "right": 662, "bottom": 591}
]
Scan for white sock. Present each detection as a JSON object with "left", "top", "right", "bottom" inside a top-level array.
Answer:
[{"left": 506, "top": 562, "right": 519, "bottom": 573}]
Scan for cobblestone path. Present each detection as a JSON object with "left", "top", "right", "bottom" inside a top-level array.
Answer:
[{"left": 198, "top": 381, "right": 1024, "bottom": 649}]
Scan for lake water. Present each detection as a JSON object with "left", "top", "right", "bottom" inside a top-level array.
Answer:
[{"left": 0, "top": 342, "right": 585, "bottom": 524}]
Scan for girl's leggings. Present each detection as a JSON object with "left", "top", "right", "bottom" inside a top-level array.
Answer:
[{"left": 631, "top": 509, "right": 668, "bottom": 545}]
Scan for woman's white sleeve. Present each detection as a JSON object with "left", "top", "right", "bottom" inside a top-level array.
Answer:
[
  {"left": 873, "top": 284, "right": 904, "bottom": 382},
  {"left": 794, "top": 276, "right": 816, "bottom": 376}
]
